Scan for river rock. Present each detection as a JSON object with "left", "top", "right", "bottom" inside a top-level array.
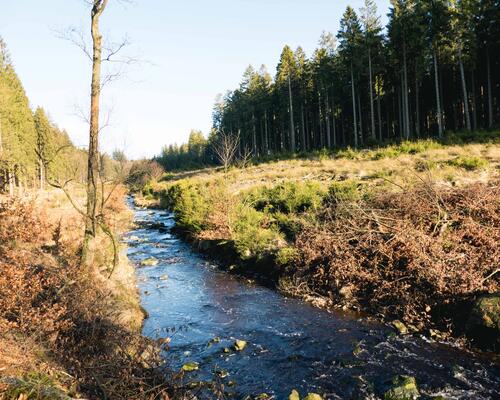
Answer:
[
  {"left": 181, "top": 361, "right": 199, "bottom": 372},
  {"left": 289, "top": 389, "right": 300, "bottom": 400},
  {"left": 384, "top": 375, "right": 419, "bottom": 400},
  {"left": 392, "top": 320, "right": 409, "bottom": 335},
  {"left": 303, "top": 394, "right": 322, "bottom": 400},
  {"left": 233, "top": 339, "right": 247, "bottom": 351},
  {"left": 466, "top": 293, "right": 500, "bottom": 350},
  {"left": 140, "top": 257, "right": 159, "bottom": 267}
]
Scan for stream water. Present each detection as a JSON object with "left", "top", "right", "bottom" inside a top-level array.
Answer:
[{"left": 125, "top": 200, "right": 499, "bottom": 399}]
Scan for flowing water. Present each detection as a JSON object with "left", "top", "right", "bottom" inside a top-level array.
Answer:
[{"left": 125, "top": 200, "right": 499, "bottom": 399}]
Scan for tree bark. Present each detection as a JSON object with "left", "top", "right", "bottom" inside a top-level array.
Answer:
[
  {"left": 486, "top": 49, "right": 493, "bottom": 128},
  {"left": 368, "top": 48, "right": 376, "bottom": 140},
  {"left": 377, "top": 85, "right": 382, "bottom": 142},
  {"left": 458, "top": 47, "right": 471, "bottom": 131},
  {"left": 288, "top": 76, "right": 295, "bottom": 152},
  {"left": 415, "top": 74, "right": 420, "bottom": 138},
  {"left": 325, "top": 92, "right": 331, "bottom": 148},
  {"left": 300, "top": 104, "right": 306, "bottom": 151},
  {"left": 351, "top": 64, "right": 358, "bottom": 148},
  {"left": 470, "top": 70, "right": 477, "bottom": 131},
  {"left": 264, "top": 109, "right": 269, "bottom": 155},
  {"left": 252, "top": 111, "right": 257, "bottom": 156},
  {"left": 318, "top": 91, "right": 323, "bottom": 148},
  {"left": 357, "top": 92, "right": 363, "bottom": 146},
  {"left": 403, "top": 42, "right": 410, "bottom": 139},
  {"left": 39, "top": 159, "right": 45, "bottom": 190},
  {"left": 83, "top": 0, "right": 108, "bottom": 261},
  {"left": 433, "top": 50, "right": 443, "bottom": 138}
]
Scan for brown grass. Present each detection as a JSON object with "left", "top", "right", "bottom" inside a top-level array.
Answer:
[
  {"left": 292, "top": 182, "right": 499, "bottom": 335},
  {"left": 0, "top": 189, "right": 171, "bottom": 400}
]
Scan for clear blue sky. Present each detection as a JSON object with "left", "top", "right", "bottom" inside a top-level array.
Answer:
[{"left": 0, "top": 0, "right": 390, "bottom": 159}]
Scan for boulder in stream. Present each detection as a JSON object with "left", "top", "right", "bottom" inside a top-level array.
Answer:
[
  {"left": 466, "top": 293, "right": 500, "bottom": 350},
  {"left": 233, "top": 339, "right": 247, "bottom": 351},
  {"left": 303, "top": 394, "right": 322, "bottom": 400},
  {"left": 392, "top": 320, "right": 409, "bottom": 335},
  {"left": 181, "top": 361, "right": 199, "bottom": 372},
  {"left": 289, "top": 389, "right": 300, "bottom": 400},
  {"left": 384, "top": 375, "right": 419, "bottom": 400},
  {"left": 140, "top": 257, "right": 159, "bottom": 267}
]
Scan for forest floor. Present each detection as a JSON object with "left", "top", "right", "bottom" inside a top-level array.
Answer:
[
  {"left": 142, "top": 138, "right": 500, "bottom": 351},
  {"left": 0, "top": 187, "right": 171, "bottom": 399}
]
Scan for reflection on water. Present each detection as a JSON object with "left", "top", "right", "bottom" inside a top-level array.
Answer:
[{"left": 126, "top": 201, "right": 500, "bottom": 399}]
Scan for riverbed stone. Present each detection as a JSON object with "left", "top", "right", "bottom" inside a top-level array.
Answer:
[
  {"left": 289, "top": 389, "right": 300, "bottom": 400},
  {"left": 392, "top": 320, "right": 409, "bottom": 335},
  {"left": 466, "top": 293, "right": 500, "bottom": 349},
  {"left": 140, "top": 257, "right": 159, "bottom": 267},
  {"left": 233, "top": 339, "right": 247, "bottom": 351},
  {"left": 303, "top": 394, "right": 322, "bottom": 400},
  {"left": 181, "top": 361, "right": 199, "bottom": 372},
  {"left": 384, "top": 375, "right": 419, "bottom": 400}
]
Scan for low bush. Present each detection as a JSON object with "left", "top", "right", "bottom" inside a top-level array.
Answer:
[
  {"left": 447, "top": 156, "right": 489, "bottom": 171},
  {"left": 231, "top": 204, "right": 284, "bottom": 260},
  {"left": 166, "top": 180, "right": 213, "bottom": 233},
  {"left": 249, "top": 181, "right": 326, "bottom": 214}
]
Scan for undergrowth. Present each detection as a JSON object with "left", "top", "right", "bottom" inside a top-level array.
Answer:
[{"left": 0, "top": 193, "right": 170, "bottom": 400}]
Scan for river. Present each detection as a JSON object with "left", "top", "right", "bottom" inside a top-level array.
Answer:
[{"left": 125, "top": 200, "right": 499, "bottom": 399}]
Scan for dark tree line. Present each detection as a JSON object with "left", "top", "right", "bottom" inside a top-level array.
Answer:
[{"left": 212, "top": 0, "right": 500, "bottom": 157}]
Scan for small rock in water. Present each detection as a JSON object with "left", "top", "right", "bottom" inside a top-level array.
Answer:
[
  {"left": 392, "top": 320, "right": 409, "bottom": 335},
  {"left": 159, "top": 274, "right": 169, "bottom": 280},
  {"left": 255, "top": 394, "right": 270, "bottom": 400},
  {"left": 384, "top": 375, "right": 419, "bottom": 400},
  {"left": 233, "top": 339, "right": 247, "bottom": 351},
  {"left": 181, "top": 361, "right": 199, "bottom": 372},
  {"left": 289, "top": 389, "right": 300, "bottom": 400},
  {"left": 140, "top": 257, "right": 159, "bottom": 267},
  {"left": 303, "top": 394, "right": 322, "bottom": 400}
]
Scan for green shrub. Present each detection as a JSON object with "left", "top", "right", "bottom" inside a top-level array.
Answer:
[
  {"left": 370, "top": 146, "right": 400, "bottom": 160},
  {"left": 443, "top": 130, "right": 500, "bottom": 144},
  {"left": 249, "top": 181, "right": 326, "bottom": 214},
  {"left": 327, "top": 180, "right": 361, "bottom": 203},
  {"left": 336, "top": 147, "right": 360, "bottom": 160},
  {"left": 275, "top": 246, "right": 299, "bottom": 266},
  {"left": 447, "top": 156, "right": 489, "bottom": 171},
  {"left": 398, "top": 139, "right": 441, "bottom": 154},
  {"left": 167, "top": 180, "right": 212, "bottom": 233},
  {"left": 272, "top": 212, "right": 303, "bottom": 241},
  {"left": 414, "top": 159, "right": 437, "bottom": 172},
  {"left": 231, "top": 204, "right": 284, "bottom": 259}
]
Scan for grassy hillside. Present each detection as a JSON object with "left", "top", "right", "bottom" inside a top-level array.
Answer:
[{"left": 141, "top": 138, "right": 500, "bottom": 350}]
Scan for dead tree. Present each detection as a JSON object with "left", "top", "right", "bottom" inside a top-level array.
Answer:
[
  {"left": 82, "top": 0, "right": 109, "bottom": 262},
  {"left": 212, "top": 131, "right": 240, "bottom": 174}
]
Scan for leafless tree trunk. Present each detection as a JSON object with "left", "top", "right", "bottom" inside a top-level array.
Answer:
[{"left": 83, "top": 0, "right": 109, "bottom": 262}]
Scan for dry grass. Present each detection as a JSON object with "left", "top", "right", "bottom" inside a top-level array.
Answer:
[
  {"left": 155, "top": 143, "right": 499, "bottom": 196},
  {"left": 0, "top": 188, "right": 170, "bottom": 400}
]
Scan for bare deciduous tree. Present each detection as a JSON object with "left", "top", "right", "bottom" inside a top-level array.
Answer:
[{"left": 212, "top": 131, "right": 240, "bottom": 174}]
